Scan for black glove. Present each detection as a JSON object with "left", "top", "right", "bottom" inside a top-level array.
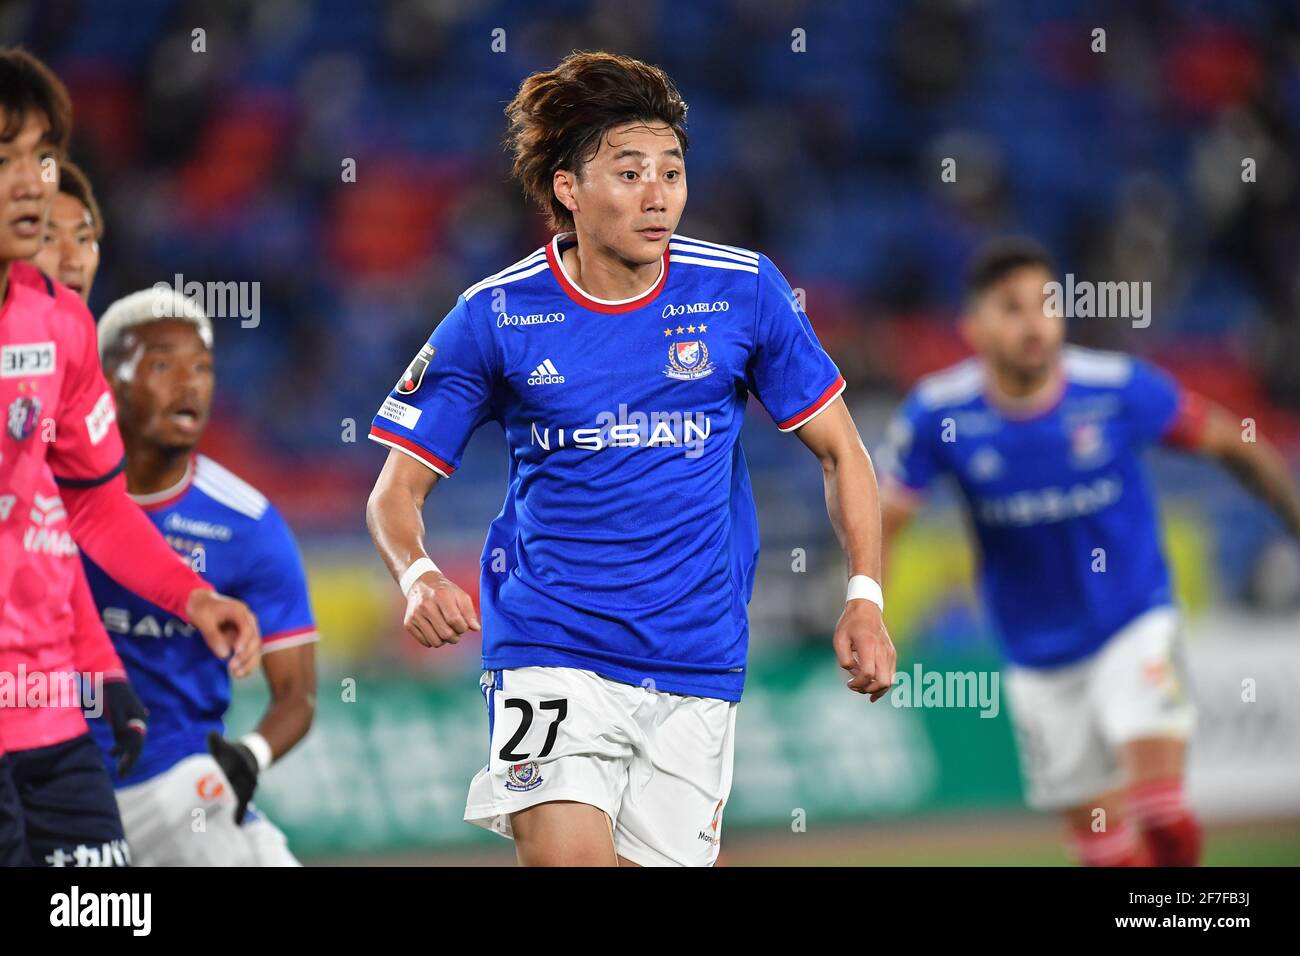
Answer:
[
  {"left": 104, "top": 679, "right": 148, "bottom": 777},
  {"left": 207, "top": 731, "right": 259, "bottom": 824}
]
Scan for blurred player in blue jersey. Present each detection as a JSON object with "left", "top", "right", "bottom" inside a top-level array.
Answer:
[
  {"left": 878, "top": 238, "right": 1300, "bottom": 867},
  {"left": 81, "top": 288, "right": 319, "bottom": 866},
  {"left": 367, "top": 51, "right": 895, "bottom": 867}
]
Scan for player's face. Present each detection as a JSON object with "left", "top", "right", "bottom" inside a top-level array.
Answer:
[
  {"left": 111, "top": 320, "right": 214, "bottom": 452},
  {"left": 33, "top": 192, "right": 99, "bottom": 301},
  {"left": 565, "top": 121, "right": 685, "bottom": 265},
  {"left": 965, "top": 265, "right": 1064, "bottom": 379},
  {"left": 0, "top": 113, "right": 57, "bottom": 266}
]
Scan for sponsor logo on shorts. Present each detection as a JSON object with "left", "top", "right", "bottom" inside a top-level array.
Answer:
[
  {"left": 196, "top": 773, "right": 226, "bottom": 801},
  {"left": 504, "top": 761, "right": 544, "bottom": 792},
  {"left": 697, "top": 798, "right": 724, "bottom": 846}
]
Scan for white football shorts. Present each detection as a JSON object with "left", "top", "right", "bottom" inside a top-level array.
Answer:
[
  {"left": 114, "top": 753, "right": 299, "bottom": 866},
  {"left": 1004, "top": 605, "right": 1196, "bottom": 811},
  {"left": 464, "top": 666, "right": 737, "bottom": 867}
]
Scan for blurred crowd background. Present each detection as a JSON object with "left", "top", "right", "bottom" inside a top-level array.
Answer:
[{"left": 5, "top": 0, "right": 1299, "bottom": 860}]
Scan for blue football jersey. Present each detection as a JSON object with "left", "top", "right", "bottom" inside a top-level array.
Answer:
[
  {"left": 83, "top": 455, "right": 318, "bottom": 784},
  {"left": 878, "top": 346, "right": 1192, "bottom": 668},
  {"left": 369, "top": 233, "right": 844, "bottom": 700}
]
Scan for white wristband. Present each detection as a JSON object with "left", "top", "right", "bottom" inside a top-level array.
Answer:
[
  {"left": 399, "top": 557, "right": 440, "bottom": 596},
  {"left": 240, "top": 732, "right": 273, "bottom": 772},
  {"left": 846, "top": 575, "right": 884, "bottom": 611}
]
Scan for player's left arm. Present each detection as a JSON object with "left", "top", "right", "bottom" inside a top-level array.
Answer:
[
  {"left": 748, "top": 254, "right": 895, "bottom": 700},
  {"left": 240, "top": 509, "right": 319, "bottom": 759},
  {"left": 207, "top": 641, "right": 317, "bottom": 825},
  {"left": 252, "top": 642, "right": 317, "bottom": 761},
  {"left": 794, "top": 398, "right": 897, "bottom": 701},
  {"left": 1181, "top": 400, "right": 1300, "bottom": 541}
]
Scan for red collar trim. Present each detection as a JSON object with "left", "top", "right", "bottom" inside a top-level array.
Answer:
[
  {"left": 545, "top": 233, "right": 669, "bottom": 314},
  {"left": 130, "top": 456, "right": 196, "bottom": 511}
]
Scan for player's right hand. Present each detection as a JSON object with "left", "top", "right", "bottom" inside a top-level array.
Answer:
[
  {"left": 404, "top": 572, "right": 481, "bottom": 648},
  {"left": 832, "top": 599, "right": 897, "bottom": 702},
  {"left": 186, "top": 588, "right": 262, "bottom": 678}
]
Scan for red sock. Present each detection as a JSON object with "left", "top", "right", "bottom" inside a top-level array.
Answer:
[
  {"left": 1129, "top": 777, "right": 1202, "bottom": 867},
  {"left": 1068, "top": 819, "right": 1150, "bottom": 867}
]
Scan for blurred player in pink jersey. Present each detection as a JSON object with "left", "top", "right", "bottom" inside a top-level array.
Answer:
[{"left": 0, "top": 47, "right": 260, "bottom": 866}]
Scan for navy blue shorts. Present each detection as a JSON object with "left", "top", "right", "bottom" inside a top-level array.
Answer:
[
  {"left": 0, "top": 755, "right": 25, "bottom": 866},
  {"left": 7, "top": 732, "right": 129, "bottom": 867}
]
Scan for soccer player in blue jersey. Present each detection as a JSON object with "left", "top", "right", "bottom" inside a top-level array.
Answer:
[
  {"left": 878, "top": 239, "right": 1300, "bottom": 867},
  {"left": 81, "top": 288, "right": 319, "bottom": 866},
  {"left": 367, "top": 51, "right": 895, "bottom": 867}
]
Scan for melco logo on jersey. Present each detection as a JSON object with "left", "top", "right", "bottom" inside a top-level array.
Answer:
[
  {"left": 497, "top": 311, "right": 565, "bottom": 328},
  {"left": 662, "top": 301, "right": 728, "bottom": 319}
]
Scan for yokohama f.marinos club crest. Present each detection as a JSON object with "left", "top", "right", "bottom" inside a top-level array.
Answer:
[
  {"left": 664, "top": 340, "right": 715, "bottom": 381},
  {"left": 396, "top": 343, "right": 436, "bottom": 395}
]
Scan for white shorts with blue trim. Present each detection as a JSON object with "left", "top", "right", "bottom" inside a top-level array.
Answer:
[{"left": 464, "top": 666, "right": 737, "bottom": 867}]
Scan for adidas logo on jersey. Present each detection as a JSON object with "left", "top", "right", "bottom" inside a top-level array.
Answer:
[{"left": 527, "top": 359, "right": 565, "bottom": 386}]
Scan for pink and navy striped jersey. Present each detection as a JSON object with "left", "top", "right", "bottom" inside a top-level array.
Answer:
[{"left": 370, "top": 233, "right": 844, "bottom": 701}]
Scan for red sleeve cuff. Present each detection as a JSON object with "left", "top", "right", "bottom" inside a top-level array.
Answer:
[
  {"left": 368, "top": 426, "right": 455, "bottom": 477},
  {"left": 776, "top": 375, "right": 847, "bottom": 432},
  {"left": 1161, "top": 389, "right": 1210, "bottom": 451}
]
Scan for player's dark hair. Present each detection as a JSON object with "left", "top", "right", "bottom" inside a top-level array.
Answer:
[
  {"left": 965, "top": 237, "right": 1056, "bottom": 300},
  {"left": 55, "top": 159, "right": 103, "bottom": 239},
  {"left": 504, "top": 51, "right": 689, "bottom": 231},
  {"left": 0, "top": 47, "right": 72, "bottom": 154}
]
